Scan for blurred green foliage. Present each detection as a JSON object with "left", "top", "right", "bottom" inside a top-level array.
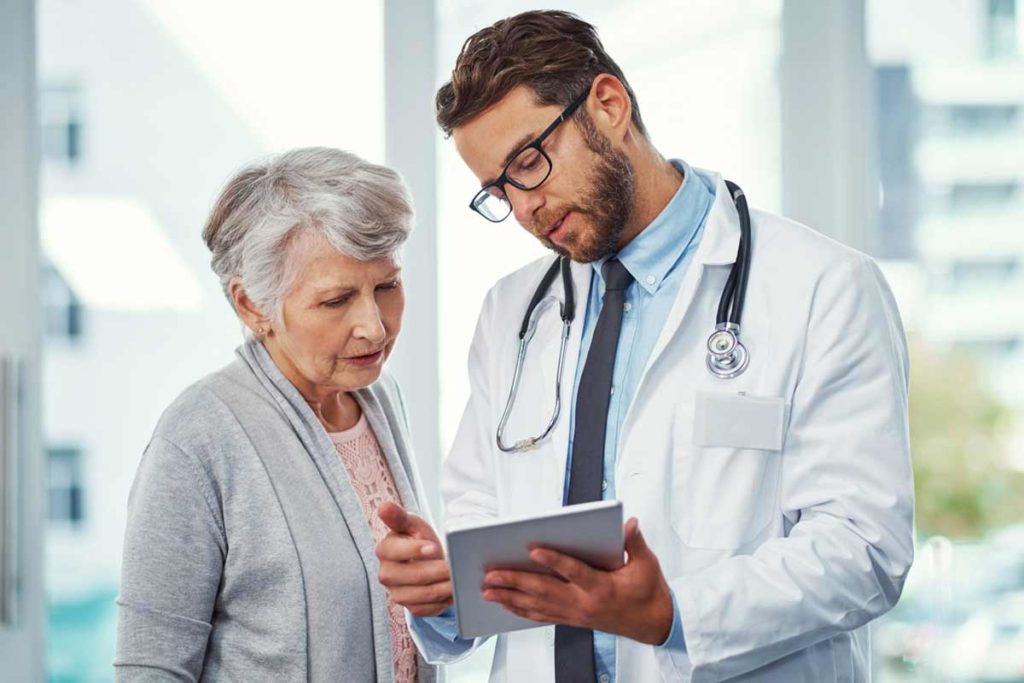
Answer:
[{"left": 910, "top": 340, "right": 1024, "bottom": 538}]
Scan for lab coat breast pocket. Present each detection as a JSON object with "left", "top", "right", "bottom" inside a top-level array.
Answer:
[{"left": 671, "top": 391, "right": 788, "bottom": 550}]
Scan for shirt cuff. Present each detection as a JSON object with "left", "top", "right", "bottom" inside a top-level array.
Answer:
[
  {"left": 406, "top": 607, "right": 477, "bottom": 664},
  {"left": 657, "top": 590, "right": 687, "bottom": 652},
  {"left": 422, "top": 607, "right": 461, "bottom": 642}
]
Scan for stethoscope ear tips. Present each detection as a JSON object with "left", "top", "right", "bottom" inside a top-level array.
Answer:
[{"left": 706, "top": 324, "right": 749, "bottom": 379}]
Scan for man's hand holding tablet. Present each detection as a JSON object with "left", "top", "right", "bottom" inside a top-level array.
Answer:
[{"left": 376, "top": 500, "right": 673, "bottom": 646}]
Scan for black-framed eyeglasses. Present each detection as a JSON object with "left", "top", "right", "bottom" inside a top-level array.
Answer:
[{"left": 469, "top": 89, "right": 589, "bottom": 223}]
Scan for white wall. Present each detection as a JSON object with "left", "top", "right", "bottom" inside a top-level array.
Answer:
[{"left": 0, "top": 0, "right": 44, "bottom": 677}]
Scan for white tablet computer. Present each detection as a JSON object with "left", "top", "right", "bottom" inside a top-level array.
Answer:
[{"left": 446, "top": 500, "right": 624, "bottom": 639}]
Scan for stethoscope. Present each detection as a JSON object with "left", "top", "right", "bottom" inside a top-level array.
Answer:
[{"left": 496, "top": 180, "right": 752, "bottom": 453}]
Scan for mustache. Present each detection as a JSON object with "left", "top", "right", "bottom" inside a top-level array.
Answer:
[{"left": 533, "top": 205, "right": 587, "bottom": 234}]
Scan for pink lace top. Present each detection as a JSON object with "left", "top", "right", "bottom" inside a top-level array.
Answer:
[{"left": 328, "top": 414, "right": 418, "bottom": 683}]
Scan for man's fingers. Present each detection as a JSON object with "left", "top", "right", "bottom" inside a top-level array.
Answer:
[
  {"left": 528, "top": 547, "right": 598, "bottom": 588},
  {"left": 387, "top": 581, "right": 453, "bottom": 607},
  {"left": 484, "top": 569, "right": 564, "bottom": 600},
  {"left": 378, "top": 558, "right": 450, "bottom": 588},
  {"left": 500, "top": 603, "right": 556, "bottom": 625},
  {"left": 482, "top": 587, "right": 558, "bottom": 623}
]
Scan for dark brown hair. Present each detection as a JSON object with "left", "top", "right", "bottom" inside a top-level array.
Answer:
[{"left": 435, "top": 10, "right": 647, "bottom": 138}]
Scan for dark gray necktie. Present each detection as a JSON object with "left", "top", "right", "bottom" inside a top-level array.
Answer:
[{"left": 555, "top": 258, "right": 633, "bottom": 683}]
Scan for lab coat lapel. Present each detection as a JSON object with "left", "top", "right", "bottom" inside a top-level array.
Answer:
[
  {"left": 621, "top": 173, "right": 742, "bottom": 432},
  {"left": 540, "top": 259, "right": 590, "bottom": 506}
]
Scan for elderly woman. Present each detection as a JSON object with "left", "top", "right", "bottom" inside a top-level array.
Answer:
[{"left": 114, "top": 148, "right": 436, "bottom": 683}]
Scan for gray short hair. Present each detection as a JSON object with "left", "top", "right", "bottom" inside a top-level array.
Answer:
[{"left": 202, "top": 147, "right": 414, "bottom": 319}]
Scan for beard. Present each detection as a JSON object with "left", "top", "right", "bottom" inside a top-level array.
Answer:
[{"left": 539, "top": 116, "right": 635, "bottom": 263}]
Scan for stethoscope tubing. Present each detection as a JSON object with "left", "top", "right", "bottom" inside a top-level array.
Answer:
[{"left": 498, "top": 179, "right": 751, "bottom": 453}]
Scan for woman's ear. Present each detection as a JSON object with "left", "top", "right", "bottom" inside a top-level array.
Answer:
[{"left": 229, "top": 277, "right": 270, "bottom": 337}]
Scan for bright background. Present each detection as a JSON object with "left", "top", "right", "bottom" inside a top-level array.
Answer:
[{"left": 20, "top": 0, "right": 1024, "bottom": 681}]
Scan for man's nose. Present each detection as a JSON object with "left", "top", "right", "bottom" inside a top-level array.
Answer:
[{"left": 506, "top": 185, "right": 545, "bottom": 228}]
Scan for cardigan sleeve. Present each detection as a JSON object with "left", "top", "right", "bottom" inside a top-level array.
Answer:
[{"left": 114, "top": 436, "right": 227, "bottom": 681}]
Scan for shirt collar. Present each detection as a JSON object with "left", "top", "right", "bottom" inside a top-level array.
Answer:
[{"left": 593, "top": 159, "right": 714, "bottom": 295}]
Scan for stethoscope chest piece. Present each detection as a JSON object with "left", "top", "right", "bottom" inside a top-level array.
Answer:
[{"left": 706, "top": 322, "right": 749, "bottom": 379}]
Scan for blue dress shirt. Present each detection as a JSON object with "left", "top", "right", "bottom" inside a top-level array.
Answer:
[{"left": 563, "top": 160, "right": 714, "bottom": 682}]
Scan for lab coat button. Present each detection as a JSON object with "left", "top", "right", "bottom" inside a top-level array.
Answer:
[
  {"left": 623, "top": 302, "right": 632, "bottom": 312},
  {"left": 645, "top": 275, "right": 656, "bottom": 286},
  {"left": 602, "top": 479, "right": 608, "bottom": 492},
  {"left": 599, "top": 674, "right": 611, "bottom": 683}
]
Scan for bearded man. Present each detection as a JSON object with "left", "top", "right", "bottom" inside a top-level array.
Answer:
[{"left": 376, "top": 10, "right": 914, "bottom": 683}]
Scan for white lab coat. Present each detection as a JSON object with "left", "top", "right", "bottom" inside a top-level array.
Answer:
[{"left": 411, "top": 170, "right": 914, "bottom": 682}]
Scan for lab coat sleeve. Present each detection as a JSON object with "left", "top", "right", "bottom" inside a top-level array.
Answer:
[
  {"left": 389, "top": 372, "right": 482, "bottom": 665},
  {"left": 114, "top": 436, "right": 226, "bottom": 681},
  {"left": 662, "top": 254, "right": 915, "bottom": 682},
  {"left": 441, "top": 284, "right": 503, "bottom": 530},
  {"left": 654, "top": 590, "right": 693, "bottom": 678},
  {"left": 407, "top": 287, "right": 504, "bottom": 664}
]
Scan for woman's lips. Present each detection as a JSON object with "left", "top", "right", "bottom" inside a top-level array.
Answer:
[{"left": 345, "top": 350, "right": 383, "bottom": 368}]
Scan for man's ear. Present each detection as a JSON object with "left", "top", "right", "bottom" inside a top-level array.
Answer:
[
  {"left": 587, "top": 74, "right": 633, "bottom": 143},
  {"left": 229, "top": 277, "right": 270, "bottom": 337}
]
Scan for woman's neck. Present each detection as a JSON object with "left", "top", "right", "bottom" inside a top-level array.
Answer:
[
  {"left": 260, "top": 336, "right": 363, "bottom": 432},
  {"left": 309, "top": 390, "right": 362, "bottom": 433}
]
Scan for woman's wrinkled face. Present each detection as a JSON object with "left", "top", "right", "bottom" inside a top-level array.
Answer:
[{"left": 264, "top": 233, "right": 404, "bottom": 398}]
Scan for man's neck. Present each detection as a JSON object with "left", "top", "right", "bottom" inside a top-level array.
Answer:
[{"left": 618, "top": 149, "right": 683, "bottom": 250}]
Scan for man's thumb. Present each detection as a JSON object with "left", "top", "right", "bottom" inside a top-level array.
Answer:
[{"left": 624, "top": 517, "right": 650, "bottom": 560}]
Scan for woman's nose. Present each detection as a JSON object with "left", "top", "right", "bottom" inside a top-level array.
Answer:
[{"left": 352, "top": 299, "right": 387, "bottom": 344}]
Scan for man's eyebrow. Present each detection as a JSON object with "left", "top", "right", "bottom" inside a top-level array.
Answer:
[{"left": 481, "top": 131, "right": 539, "bottom": 188}]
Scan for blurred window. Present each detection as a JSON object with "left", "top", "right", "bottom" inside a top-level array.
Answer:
[
  {"left": 47, "top": 446, "right": 85, "bottom": 526},
  {"left": 945, "top": 181, "right": 1019, "bottom": 212},
  {"left": 986, "top": 0, "right": 1018, "bottom": 59},
  {"left": 868, "top": 1, "right": 1024, "bottom": 680},
  {"left": 952, "top": 337, "right": 1022, "bottom": 356},
  {"left": 949, "top": 257, "right": 1020, "bottom": 288},
  {"left": 40, "top": 83, "right": 83, "bottom": 165},
  {"left": 927, "top": 104, "right": 1021, "bottom": 137},
  {"left": 41, "top": 261, "right": 83, "bottom": 342}
]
